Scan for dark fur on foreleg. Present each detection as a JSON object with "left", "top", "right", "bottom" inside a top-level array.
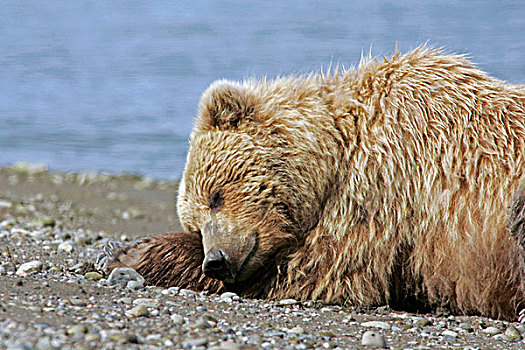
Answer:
[{"left": 105, "top": 232, "right": 224, "bottom": 293}]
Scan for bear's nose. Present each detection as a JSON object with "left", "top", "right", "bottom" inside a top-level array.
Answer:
[{"left": 202, "top": 248, "right": 232, "bottom": 280}]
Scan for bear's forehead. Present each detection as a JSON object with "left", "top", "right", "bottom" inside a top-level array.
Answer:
[
  {"left": 185, "top": 131, "right": 265, "bottom": 188},
  {"left": 189, "top": 131, "right": 257, "bottom": 162}
]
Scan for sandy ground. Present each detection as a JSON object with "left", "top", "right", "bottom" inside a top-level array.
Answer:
[{"left": 1, "top": 166, "right": 524, "bottom": 349}]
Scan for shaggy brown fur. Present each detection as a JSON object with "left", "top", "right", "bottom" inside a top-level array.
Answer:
[
  {"left": 106, "top": 47, "right": 525, "bottom": 320},
  {"left": 107, "top": 233, "right": 221, "bottom": 292}
]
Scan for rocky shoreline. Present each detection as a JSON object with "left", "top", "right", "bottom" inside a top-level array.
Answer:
[{"left": 1, "top": 165, "right": 524, "bottom": 349}]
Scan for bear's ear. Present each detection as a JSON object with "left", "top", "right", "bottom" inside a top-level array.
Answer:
[{"left": 198, "top": 80, "right": 260, "bottom": 129}]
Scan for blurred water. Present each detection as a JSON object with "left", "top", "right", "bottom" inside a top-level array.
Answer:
[{"left": 1, "top": 1, "right": 524, "bottom": 179}]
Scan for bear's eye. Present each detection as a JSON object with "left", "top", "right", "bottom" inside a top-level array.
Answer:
[{"left": 209, "top": 189, "right": 223, "bottom": 211}]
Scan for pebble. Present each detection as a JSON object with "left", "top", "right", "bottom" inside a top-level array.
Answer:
[
  {"left": 289, "top": 326, "right": 305, "bottom": 335},
  {"left": 84, "top": 271, "right": 103, "bottom": 280},
  {"left": 180, "top": 289, "right": 197, "bottom": 297},
  {"left": 414, "top": 318, "right": 432, "bottom": 327},
  {"left": 170, "top": 314, "right": 185, "bottom": 325},
  {"left": 27, "top": 306, "right": 43, "bottom": 312},
  {"left": 107, "top": 267, "right": 145, "bottom": 286},
  {"left": 15, "top": 261, "right": 43, "bottom": 276},
  {"left": 217, "top": 341, "right": 242, "bottom": 350},
  {"left": 483, "top": 326, "right": 502, "bottom": 335},
  {"left": 442, "top": 330, "right": 458, "bottom": 339},
  {"left": 117, "top": 297, "right": 132, "bottom": 304},
  {"left": 133, "top": 298, "right": 158, "bottom": 307},
  {"left": 66, "top": 325, "right": 88, "bottom": 336},
  {"left": 0, "top": 200, "right": 12, "bottom": 208},
  {"left": 458, "top": 322, "right": 474, "bottom": 332},
  {"left": 57, "top": 241, "right": 75, "bottom": 253},
  {"left": 279, "top": 298, "right": 298, "bottom": 305},
  {"left": 505, "top": 326, "right": 521, "bottom": 340},
  {"left": 126, "top": 304, "right": 149, "bottom": 317},
  {"left": 182, "top": 337, "right": 208, "bottom": 348},
  {"left": 193, "top": 318, "right": 214, "bottom": 329},
  {"left": 69, "top": 298, "right": 87, "bottom": 306},
  {"left": 34, "top": 337, "right": 53, "bottom": 350},
  {"left": 361, "top": 331, "right": 387, "bottom": 348},
  {"left": 220, "top": 292, "right": 239, "bottom": 302},
  {"left": 361, "top": 321, "right": 390, "bottom": 330},
  {"left": 127, "top": 280, "right": 144, "bottom": 290}
]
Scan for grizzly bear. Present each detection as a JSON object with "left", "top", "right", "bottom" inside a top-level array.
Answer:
[{"left": 103, "top": 47, "right": 525, "bottom": 321}]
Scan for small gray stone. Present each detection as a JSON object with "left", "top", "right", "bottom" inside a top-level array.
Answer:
[
  {"left": 66, "top": 325, "right": 88, "bottom": 336},
  {"left": 458, "top": 323, "right": 474, "bottom": 332},
  {"left": 289, "top": 326, "right": 304, "bottom": 335},
  {"left": 126, "top": 304, "right": 149, "bottom": 317},
  {"left": 505, "top": 326, "right": 522, "bottom": 340},
  {"left": 279, "top": 298, "right": 298, "bottom": 305},
  {"left": 0, "top": 200, "right": 12, "bottom": 208},
  {"left": 166, "top": 286, "right": 180, "bottom": 294},
  {"left": 34, "top": 337, "right": 53, "bottom": 350},
  {"left": 361, "top": 321, "right": 390, "bottom": 330},
  {"left": 133, "top": 298, "right": 158, "bottom": 307},
  {"left": 180, "top": 289, "right": 197, "bottom": 297},
  {"left": 483, "top": 326, "right": 501, "bottom": 336},
  {"left": 193, "top": 319, "right": 213, "bottom": 329},
  {"left": 493, "top": 334, "right": 506, "bottom": 340},
  {"left": 117, "top": 297, "right": 133, "bottom": 304},
  {"left": 414, "top": 318, "right": 432, "bottom": 327},
  {"left": 57, "top": 241, "right": 75, "bottom": 253},
  {"left": 15, "top": 261, "right": 44, "bottom": 276},
  {"left": 220, "top": 292, "right": 239, "bottom": 301},
  {"left": 361, "top": 331, "right": 386, "bottom": 348},
  {"left": 69, "top": 298, "right": 87, "bottom": 307},
  {"left": 170, "top": 314, "right": 185, "bottom": 325},
  {"left": 127, "top": 280, "right": 144, "bottom": 290},
  {"left": 442, "top": 330, "right": 458, "bottom": 339},
  {"left": 107, "top": 267, "right": 145, "bottom": 286},
  {"left": 182, "top": 337, "right": 208, "bottom": 348},
  {"left": 218, "top": 341, "right": 242, "bottom": 350}
]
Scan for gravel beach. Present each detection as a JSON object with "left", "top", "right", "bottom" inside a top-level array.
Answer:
[{"left": 1, "top": 165, "right": 524, "bottom": 349}]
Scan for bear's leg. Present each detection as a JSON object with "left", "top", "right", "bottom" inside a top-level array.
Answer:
[{"left": 98, "top": 232, "right": 224, "bottom": 293}]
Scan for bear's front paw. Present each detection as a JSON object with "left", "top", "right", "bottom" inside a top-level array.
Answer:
[
  {"left": 97, "top": 232, "right": 224, "bottom": 294},
  {"left": 95, "top": 240, "right": 126, "bottom": 274}
]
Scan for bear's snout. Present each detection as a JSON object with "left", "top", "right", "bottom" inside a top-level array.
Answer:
[{"left": 202, "top": 248, "right": 233, "bottom": 281}]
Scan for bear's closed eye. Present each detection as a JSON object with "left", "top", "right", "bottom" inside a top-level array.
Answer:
[{"left": 209, "top": 189, "right": 223, "bottom": 210}]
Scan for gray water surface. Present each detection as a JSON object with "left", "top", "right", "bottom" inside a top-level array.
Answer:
[{"left": 1, "top": 1, "right": 524, "bottom": 179}]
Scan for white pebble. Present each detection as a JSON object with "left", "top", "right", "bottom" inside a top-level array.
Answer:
[
  {"left": 170, "top": 314, "right": 185, "bottom": 325},
  {"left": 361, "top": 331, "right": 387, "bottom": 348},
  {"left": 126, "top": 304, "right": 149, "bottom": 317},
  {"left": 220, "top": 292, "right": 239, "bottom": 301},
  {"left": 180, "top": 289, "right": 197, "bottom": 297},
  {"left": 279, "top": 298, "right": 298, "bottom": 305},
  {"left": 483, "top": 326, "right": 501, "bottom": 335},
  {"left": 107, "top": 267, "right": 145, "bottom": 286},
  {"left": 0, "top": 200, "right": 12, "bottom": 208},
  {"left": 288, "top": 326, "right": 304, "bottom": 335},
  {"left": 15, "top": 261, "right": 44, "bottom": 276},
  {"left": 442, "top": 330, "right": 458, "bottom": 338},
  {"left": 57, "top": 241, "right": 75, "bottom": 253}
]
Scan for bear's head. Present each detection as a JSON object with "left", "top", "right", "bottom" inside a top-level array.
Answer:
[{"left": 177, "top": 79, "right": 343, "bottom": 285}]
